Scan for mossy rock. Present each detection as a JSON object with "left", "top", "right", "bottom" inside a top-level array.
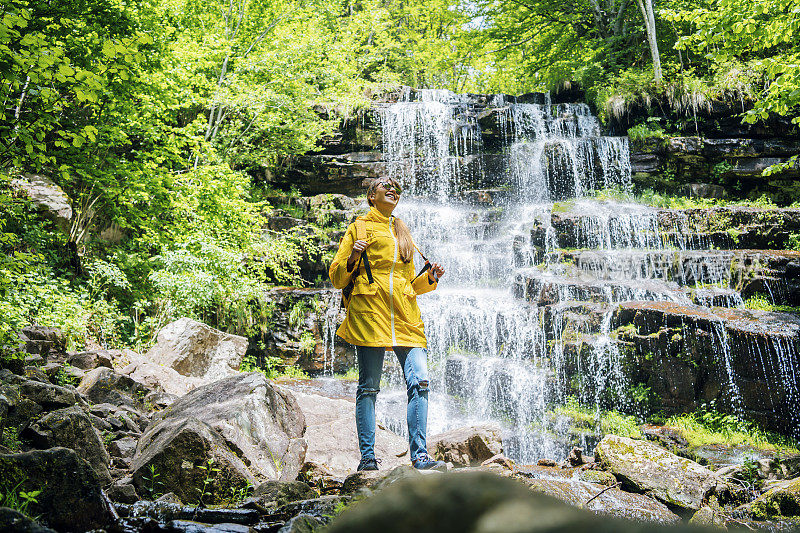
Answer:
[
  {"left": 578, "top": 469, "right": 618, "bottom": 487},
  {"left": 749, "top": 477, "right": 800, "bottom": 518}
]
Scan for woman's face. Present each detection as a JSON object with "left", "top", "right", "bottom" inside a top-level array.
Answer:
[{"left": 370, "top": 180, "right": 401, "bottom": 212}]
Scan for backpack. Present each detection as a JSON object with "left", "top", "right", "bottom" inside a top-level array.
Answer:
[{"left": 341, "top": 217, "right": 373, "bottom": 308}]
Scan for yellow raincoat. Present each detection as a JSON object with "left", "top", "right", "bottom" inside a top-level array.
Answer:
[{"left": 329, "top": 207, "right": 438, "bottom": 348}]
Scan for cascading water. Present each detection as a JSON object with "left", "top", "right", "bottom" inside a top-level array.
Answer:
[{"left": 333, "top": 88, "right": 800, "bottom": 460}]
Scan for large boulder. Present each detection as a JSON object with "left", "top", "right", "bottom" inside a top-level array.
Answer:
[
  {"left": 290, "top": 389, "right": 408, "bottom": 477},
  {"left": 131, "top": 416, "right": 257, "bottom": 504},
  {"left": 77, "top": 367, "right": 150, "bottom": 408},
  {"left": 595, "top": 435, "right": 720, "bottom": 510},
  {"left": 145, "top": 317, "right": 247, "bottom": 382},
  {"left": 24, "top": 405, "right": 112, "bottom": 484},
  {"left": 428, "top": 424, "right": 503, "bottom": 467},
  {"left": 326, "top": 471, "right": 692, "bottom": 533},
  {"left": 0, "top": 448, "right": 115, "bottom": 532},
  {"left": 132, "top": 372, "right": 306, "bottom": 502},
  {"left": 113, "top": 348, "right": 206, "bottom": 397},
  {"left": 10, "top": 174, "right": 72, "bottom": 233}
]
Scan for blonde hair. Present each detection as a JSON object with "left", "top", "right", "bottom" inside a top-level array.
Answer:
[{"left": 367, "top": 178, "right": 414, "bottom": 263}]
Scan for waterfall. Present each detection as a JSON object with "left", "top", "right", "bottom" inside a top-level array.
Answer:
[{"left": 354, "top": 88, "right": 800, "bottom": 459}]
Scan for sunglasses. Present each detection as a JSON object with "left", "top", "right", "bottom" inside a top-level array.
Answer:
[{"left": 376, "top": 181, "right": 402, "bottom": 195}]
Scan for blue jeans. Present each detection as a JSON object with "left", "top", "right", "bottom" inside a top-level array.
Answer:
[{"left": 355, "top": 345, "right": 430, "bottom": 462}]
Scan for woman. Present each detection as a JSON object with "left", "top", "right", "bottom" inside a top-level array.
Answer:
[{"left": 328, "top": 177, "right": 447, "bottom": 471}]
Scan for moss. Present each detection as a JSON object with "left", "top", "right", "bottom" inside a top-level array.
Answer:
[{"left": 750, "top": 478, "right": 800, "bottom": 519}]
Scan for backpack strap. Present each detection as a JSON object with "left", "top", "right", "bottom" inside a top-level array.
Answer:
[{"left": 354, "top": 217, "right": 373, "bottom": 284}]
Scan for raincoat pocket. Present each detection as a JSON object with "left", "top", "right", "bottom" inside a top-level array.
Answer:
[{"left": 352, "top": 278, "right": 377, "bottom": 296}]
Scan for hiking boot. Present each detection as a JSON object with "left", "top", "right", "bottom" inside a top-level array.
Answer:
[
  {"left": 357, "top": 456, "right": 380, "bottom": 471},
  {"left": 412, "top": 453, "right": 447, "bottom": 471}
]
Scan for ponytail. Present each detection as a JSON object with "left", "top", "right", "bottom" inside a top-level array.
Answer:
[{"left": 393, "top": 217, "right": 414, "bottom": 263}]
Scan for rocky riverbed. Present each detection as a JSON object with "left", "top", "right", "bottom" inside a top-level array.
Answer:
[{"left": 2, "top": 319, "right": 800, "bottom": 532}]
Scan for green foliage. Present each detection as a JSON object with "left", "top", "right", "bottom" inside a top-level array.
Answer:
[
  {"left": 195, "top": 457, "right": 221, "bottom": 507},
  {"left": 665, "top": 403, "right": 798, "bottom": 452},
  {"left": 1, "top": 426, "right": 23, "bottom": 451},
  {"left": 299, "top": 331, "right": 315, "bottom": 355},
  {"left": 55, "top": 364, "right": 80, "bottom": 388},
  {"left": 240, "top": 352, "right": 309, "bottom": 380},
  {"left": 626, "top": 120, "right": 666, "bottom": 143},
  {"left": 554, "top": 397, "right": 643, "bottom": 439},
  {"left": 141, "top": 463, "right": 164, "bottom": 499},
  {"left": 744, "top": 294, "right": 800, "bottom": 314},
  {"left": 0, "top": 479, "right": 41, "bottom": 518},
  {"left": 788, "top": 233, "right": 800, "bottom": 252}
]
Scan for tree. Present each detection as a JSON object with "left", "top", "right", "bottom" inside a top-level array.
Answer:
[{"left": 635, "top": 0, "right": 663, "bottom": 83}]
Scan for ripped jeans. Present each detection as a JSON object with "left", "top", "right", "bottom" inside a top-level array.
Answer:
[{"left": 355, "top": 346, "right": 429, "bottom": 462}]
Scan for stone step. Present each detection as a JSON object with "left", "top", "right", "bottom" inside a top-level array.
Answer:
[{"left": 532, "top": 203, "right": 800, "bottom": 252}]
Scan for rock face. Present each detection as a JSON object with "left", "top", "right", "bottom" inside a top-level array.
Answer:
[
  {"left": 25, "top": 405, "right": 112, "bottom": 483},
  {"left": 255, "top": 288, "right": 355, "bottom": 374},
  {"left": 10, "top": 174, "right": 73, "bottom": 233},
  {"left": 290, "top": 389, "right": 408, "bottom": 477},
  {"left": 629, "top": 136, "right": 800, "bottom": 204},
  {"left": 132, "top": 372, "right": 306, "bottom": 502},
  {"left": 612, "top": 301, "right": 800, "bottom": 435},
  {"left": 326, "top": 471, "right": 689, "bottom": 533},
  {"left": 0, "top": 447, "right": 116, "bottom": 532},
  {"left": 146, "top": 317, "right": 247, "bottom": 381},
  {"left": 594, "top": 435, "right": 719, "bottom": 510},
  {"left": 428, "top": 424, "right": 503, "bottom": 466}
]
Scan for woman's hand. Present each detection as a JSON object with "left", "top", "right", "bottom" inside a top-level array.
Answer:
[
  {"left": 347, "top": 240, "right": 371, "bottom": 271},
  {"left": 428, "top": 262, "right": 445, "bottom": 282}
]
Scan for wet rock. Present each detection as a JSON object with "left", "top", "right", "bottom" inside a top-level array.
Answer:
[
  {"left": 690, "top": 505, "right": 727, "bottom": 529},
  {"left": 67, "top": 350, "right": 113, "bottom": 370},
  {"left": 10, "top": 174, "right": 72, "bottom": 232},
  {"left": 577, "top": 469, "right": 617, "bottom": 487},
  {"left": 0, "top": 369, "right": 82, "bottom": 411},
  {"left": 77, "top": 367, "right": 149, "bottom": 409},
  {"left": 538, "top": 459, "right": 557, "bottom": 467},
  {"left": 127, "top": 500, "right": 260, "bottom": 525},
  {"left": 278, "top": 514, "right": 324, "bottom": 533},
  {"left": 107, "top": 477, "right": 140, "bottom": 503},
  {"left": 0, "top": 447, "right": 115, "bottom": 532},
  {"left": 481, "top": 454, "right": 515, "bottom": 470},
  {"left": 109, "top": 435, "right": 139, "bottom": 461},
  {"left": 595, "top": 434, "right": 720, "bottom": 510},
  {"left": 428, "top": 424, "right": 503, "bottom": 467},
  {"left": 25, "top": 405, "right": 112, "bottom": 483},
  {"left": 326, "top": 471, "right": 681, "bottom": 533},
  {"left": 290, "top": 389, "right": 406, "bottom": 477},
  {"left": 19, "top": 326, "right": 67, "bottom": 361},
  {"left": 523, "top": 476, "right": 679, "bottom": 523},
  {"left": 271, "top": 495, "right": 348, "bottom": 522},
  {"left": 145, "top": 317, "right": 247, "bottom": 382},
  {"left": 0, "top": 507, "right": 57, "bottom": 533},
  {"left": 342, "top": 465, "right": 422, "bottom": 494},
  {"left": 133, "top": 372, "right": 306, "bottom": 503},
  {"left": 566, "top": 446, "right": 587, "bottom": 467},
  {"left": 240, "top": 480, "right": 317, "bottom": 511},
  {"left": 164, "top": 521, "right": 252, "bottom": 533},
  {"left": 747, "top": 476, "right": 800, "bottom": 518}
]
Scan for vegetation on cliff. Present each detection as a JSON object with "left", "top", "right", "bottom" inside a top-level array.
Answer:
[{"left": 1, "top": 0, "right": 799, "bottom": 353}]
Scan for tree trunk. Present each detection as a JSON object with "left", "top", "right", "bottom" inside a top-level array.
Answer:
[{"left": 636, "top": 0, "right": 662, "bottom": 84}]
